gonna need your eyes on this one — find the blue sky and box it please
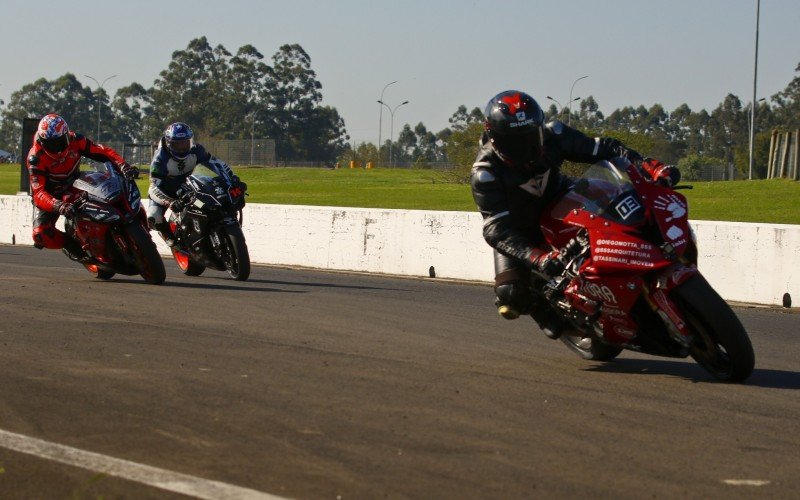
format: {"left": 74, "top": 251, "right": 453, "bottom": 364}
{"left": 1, "top": 0, "right": 797, "bottom": 144}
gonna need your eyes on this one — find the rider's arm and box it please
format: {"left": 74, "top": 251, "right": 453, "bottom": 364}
{"left": 197, "top": 145, "right": 235, "bottom": 179}
{"left": 548, "top": 121, "right": 642, "bottom": 163}
{"left": 72, "top": 134, "right": 126, "bottom": 168}
{"left": 147, "top": 149, "right": 175, "bottom": 206}
{"left": 471, "top": 165, "right": 539, "bottom": 264}
{"left": 27, "top": 153, "right": 59, "bottom": 212}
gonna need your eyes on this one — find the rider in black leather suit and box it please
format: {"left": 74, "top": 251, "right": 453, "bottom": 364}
{"left": 470, "top": 90, "right": 647, "bottom": 338}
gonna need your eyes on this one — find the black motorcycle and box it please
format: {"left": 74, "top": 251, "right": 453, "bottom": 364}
{"left": 165, "top": 160, "right": 251, "bottom": 281}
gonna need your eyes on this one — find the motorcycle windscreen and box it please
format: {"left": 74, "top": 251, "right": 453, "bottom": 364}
{"left": 73, "top": 171, "right": 122, "bottom": 202}
{"left": 550, "top": 179, "right": 646, "bottom": 227}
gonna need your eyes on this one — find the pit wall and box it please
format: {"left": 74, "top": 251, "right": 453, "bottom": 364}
{"left": 2, "top": 195, "right": 797, "bottom": 307}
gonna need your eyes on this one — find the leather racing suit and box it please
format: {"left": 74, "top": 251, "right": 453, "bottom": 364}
{"left": 470, "top": 120, "right": 642, "bottom": 314}
{"left": 146, "top": 138, "right": 233, "bottom": 226}
{"left": 27, "top": 133, "right": 126, "bottom": 250}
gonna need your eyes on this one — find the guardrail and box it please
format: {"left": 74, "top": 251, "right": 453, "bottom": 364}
{"left": 1, "top": 195, "right": 797, "bottom": 307}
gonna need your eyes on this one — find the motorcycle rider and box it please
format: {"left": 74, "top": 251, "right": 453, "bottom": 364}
{"left": 471, "top": 90, "right": 679, "bottom": 338}
{"left": 147, "top": 122, "right": 235, "bottom": 246}
{"left": 27, "top": 113, "right": 136, "bottom": 260}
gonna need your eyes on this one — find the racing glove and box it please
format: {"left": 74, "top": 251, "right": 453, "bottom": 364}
{"left": 55, "top": 201, "right": 76, "bottom": 218}
{"left": 530, "top": 249, "right": 565, "bottom": 278}
{"left": 641, "top": 158, "right": 681, "bottom": 187}
{"left": 120, "top": 162, "right": 139, "bottom": 180}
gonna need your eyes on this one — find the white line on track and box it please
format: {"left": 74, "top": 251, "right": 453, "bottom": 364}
{"left": 722, "top": 479, "right": 771, "bottom": 486}
{"left": 0, "top": 429, "right": 289, "bottom": 499}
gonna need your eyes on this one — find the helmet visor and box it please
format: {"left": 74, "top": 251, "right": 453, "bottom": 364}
{"left": 40, "top": 134, "right": 70, "bottom": 154}
{"left": 167, "top": 138, "right": 192, "bottom": 158}
{"left": 491, "top": 130, "right": 541, "bottom": 165}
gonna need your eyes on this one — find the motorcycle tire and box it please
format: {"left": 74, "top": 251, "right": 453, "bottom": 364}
{"left": 171, "top": 248, "right": 205, "bottom": 276}
{"left": 84, "top": 263, "right": 115, "bottom": 280}
{"left": 222, "top": 225, "right": 250, "bottom": 281}
{"left": 670, "top": 274, "right": 754, "bottom": 382}
{"left": 559, "top": 333, "right": 623, "bottom": 361}
{"left": 126, "top": 223, "right": 166, "bottom": 285}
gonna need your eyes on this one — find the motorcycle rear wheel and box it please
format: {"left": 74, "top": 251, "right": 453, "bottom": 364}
{"left": 222, "top": 225, "right": 250, "bottom": 281}
{"left": 560, "top": 333, "right": 623, "bottom": 361}
{"left": 670, "top": 274, "right": 754, "bottom": 382}
{"left": 171, "top": 248, "right": 205, "bottom": 276}
{"left": 126, "top": 224, "right": 166, "bottom": 285}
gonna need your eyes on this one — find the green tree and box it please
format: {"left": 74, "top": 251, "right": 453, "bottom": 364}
{"left": 0, "top": 73, "right": 95, "bottom": 151}
{"left": 444, "top": 121, "right": 483, "bottom": 182}
{"left": 771, "top": 62, "right": 800, "bottom": 130}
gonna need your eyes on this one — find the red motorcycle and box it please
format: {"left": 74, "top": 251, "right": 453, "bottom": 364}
{"left": 62, "top": 162, "right": 166, "bottom": 285}
{"left": 535, "top": 158, "right": 754, "bottom": 382}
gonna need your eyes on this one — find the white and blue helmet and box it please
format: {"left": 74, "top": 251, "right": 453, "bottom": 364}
{"left": 164, "top": 122, "right": 194, "bottom": 160}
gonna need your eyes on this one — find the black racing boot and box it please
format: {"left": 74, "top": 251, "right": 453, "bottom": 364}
{"left": 153, "top": 221, "right": 176, "bottom": 247}
{"left": 530, "top": 300, "right": 563, "bottom": 340}
{"left": 62, "top": 237, "right": 88, "bottom": 262}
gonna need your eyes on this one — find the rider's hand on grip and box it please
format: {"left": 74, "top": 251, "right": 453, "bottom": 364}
{"left": 120, "top": 162, "right": 138, "bottom": 180}
{"left": 56, "top": 201, "right": 76, "bottom": 218}
{"left": 642, "top": 158, "right": 680, "bottom": 187}
{"left": 531, "top": 250, "right": 565, "bottom": 278}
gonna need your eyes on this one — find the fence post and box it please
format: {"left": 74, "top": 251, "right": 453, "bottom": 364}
{"left": 767, "top": 131, "right": 776, "bottom": 179}
{"left": 794, "top": 129, "right": 800, "bottom": 181}
{"left": 779, "top": 131, "right": 789, "bottom": 178}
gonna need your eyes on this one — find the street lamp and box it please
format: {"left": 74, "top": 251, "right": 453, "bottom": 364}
{"left": 377, "top": 99, "right": 409, "bottom": 168}
{"left": 84, "top": 74, "right": 117, "bottom": 142}
{"left": 748, "top": 0, "right": 761, "bottom": 180}
{"left": 546, "top": 95, "right": 579, "bottom": 121}
{"left": 567, "top": 75, "right": 588, "bottom": 126}
{"left": 378, "top": 80, "right": 397, "bottom": 164}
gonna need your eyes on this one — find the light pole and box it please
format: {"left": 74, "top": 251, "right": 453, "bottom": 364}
{"left": 84, "top": 74, "right": 116, "bottom": 142}
{"left": 377, "top": 99, "right": 409, "bottom": 168}
{"left": 546, "top": 95, "right": 579, "bottom": 121}
{"left": 567, "top": 75, "right": 588, "bottom": 126}
{"left": 748, "top": 0, "right": 760, "bottom": 180}
{"left": 378, "top": 80, "right": 397, "bottom": 164}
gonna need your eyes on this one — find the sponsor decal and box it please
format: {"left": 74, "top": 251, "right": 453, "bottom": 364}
{"left": 666, "top": 225, "right": 684, "bottom": 240}
{"left": 509, "top": 118, "right": 535, "bottom": 128}
{"left": 518, "top": 170, "right": 551, "bottom": 196}
{"left": 516, "top": 111, "right": 526, "bottom": 121}
{"left": 653, "top": 194, "right": 687, "bottom": 222}
{"left": 580, "top": 281, "right": 618, "bottom": 304}
{"left": 615, "top": 195, "right": 641, "bottom": 220}
{"left": 613, "top": 325, "right": 637, "bottom": 339}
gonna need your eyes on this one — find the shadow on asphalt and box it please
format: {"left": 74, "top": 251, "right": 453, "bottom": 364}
{"left": 585, "top": 358, "right": 800, "bottom": 388}
{"left": 93, "top": 278, "right": 306, "bottom": 294}
{"left": 241, "top": 277, "right": 411, "bottom": 292}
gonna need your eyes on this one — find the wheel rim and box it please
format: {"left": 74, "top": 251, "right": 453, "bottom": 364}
{"left": 563, "top": 334, "right": 594, "bottom": 352}
{"left": 172, "top": 248, "right": 191, "bottom": 271}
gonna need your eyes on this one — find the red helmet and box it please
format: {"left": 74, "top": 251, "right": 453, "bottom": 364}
{"left": 484, "top": 90, "right": 545, "bottom": 166}
{"left": 36, "top": 114, "right": 71, "bottom": 159}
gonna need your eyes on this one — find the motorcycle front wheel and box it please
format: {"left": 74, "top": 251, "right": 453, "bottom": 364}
{"left": 126, "top": 224, "right": 166, "bottom": 285}
{"left": 670, "top": 274, "right": 754, "bottom": 382}
{"left": 222, "top": 225, "right": 250, "bottom": 281}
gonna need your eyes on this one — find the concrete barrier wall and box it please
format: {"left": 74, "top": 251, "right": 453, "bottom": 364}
{"left": 2, "top": 194, "right": 797, "bottom": 307}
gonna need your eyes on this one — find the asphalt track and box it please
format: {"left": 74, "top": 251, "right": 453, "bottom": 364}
{"left": 0, "top": 244, "right": 798, "bottom": 499}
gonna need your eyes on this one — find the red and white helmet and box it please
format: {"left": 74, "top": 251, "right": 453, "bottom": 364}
{"left": 36, "top": 114, "right": 70, "bottom": 158}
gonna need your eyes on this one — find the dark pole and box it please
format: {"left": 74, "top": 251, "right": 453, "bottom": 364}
{"left": 748, "top": 0, "right": 760, "bottom": 180}
{"left": 19, "top": 118, "right": 39, "bottom": 194}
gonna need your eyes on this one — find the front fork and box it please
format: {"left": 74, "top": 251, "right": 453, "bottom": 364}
{"left": 643, "top": 263, "right": 699, "bottom": 347}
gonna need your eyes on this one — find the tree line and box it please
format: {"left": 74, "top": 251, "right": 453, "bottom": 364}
{"left": 0, "top": 37, "right": 348, "bottom": 162}
{"left": 0, "top": 35, "right": 797, "bottom": 180}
